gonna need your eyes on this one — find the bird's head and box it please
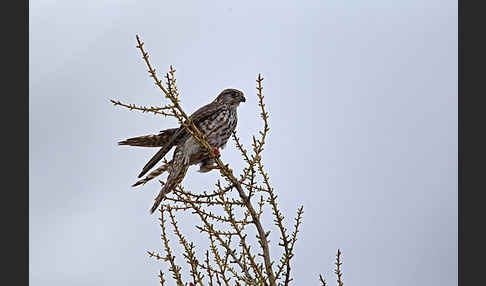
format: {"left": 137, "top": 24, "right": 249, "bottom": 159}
{"left": 214, "top": 88, "right": 246, "bottom": 106}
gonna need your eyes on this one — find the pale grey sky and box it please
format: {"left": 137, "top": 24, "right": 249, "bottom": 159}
{"left": 30, "top": 1, "right": 457, "bottom": 285}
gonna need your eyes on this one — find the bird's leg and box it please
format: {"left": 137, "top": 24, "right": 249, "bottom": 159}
{"left": 200, "top": 163, "right": 232, "bottom": 173}
{"left": 198, "top": 157, "right": 220, "bottom": 173}
{"left": 201, "top": 164, "right": 220, "bottom": 172}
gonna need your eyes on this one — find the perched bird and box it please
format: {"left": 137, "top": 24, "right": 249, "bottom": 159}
{"left": 119, "top": 88, "right": 246, "bottom": 214}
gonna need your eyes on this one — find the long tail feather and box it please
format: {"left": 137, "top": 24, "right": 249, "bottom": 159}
{"left": 138, "top": 128, "right": 185, "bottom": 178}
{"left": 118, "top": 128, "right": 178, "bottom": 147}
{"left": 132, "top": 162, "right": 171, "bottom": 187}
{"left": 118, "top": 135, "right": 164, "bottom": 147}
{"left": 138, "top": 145, "right": 173, "bottom": 178}
{"left": 150, "top": 192, "right": 167, "bottom": 214}
{"left": 149, "top": 155, "right": 189, "bottom": 214}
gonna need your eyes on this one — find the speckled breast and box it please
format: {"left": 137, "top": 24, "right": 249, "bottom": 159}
{"left": 198, "top": 106, "right": 238, "bottom": 148}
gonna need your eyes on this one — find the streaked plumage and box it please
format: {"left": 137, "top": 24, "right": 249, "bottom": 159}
{"left": 119, "top": 88, "right": 245, "bottom": 214}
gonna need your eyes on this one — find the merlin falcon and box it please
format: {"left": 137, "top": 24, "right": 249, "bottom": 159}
{"left": 119, "top": 88, "right": 246, "bottom": 214}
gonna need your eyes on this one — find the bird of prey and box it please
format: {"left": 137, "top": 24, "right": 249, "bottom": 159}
{"left": 119, "top": 88, "right": 246, "bottom": 214}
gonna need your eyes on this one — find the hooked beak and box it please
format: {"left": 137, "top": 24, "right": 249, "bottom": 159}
{"left": 240, "top": 93, "right": 246, "bottom": 102}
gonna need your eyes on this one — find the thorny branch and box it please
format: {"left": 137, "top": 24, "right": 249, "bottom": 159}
{"left": 113, "top": 34, "right": 344, "bottom": 286}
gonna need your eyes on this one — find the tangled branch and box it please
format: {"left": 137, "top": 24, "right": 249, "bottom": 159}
{"left": 113, "top": 34, "right": 345, "bottom": 286}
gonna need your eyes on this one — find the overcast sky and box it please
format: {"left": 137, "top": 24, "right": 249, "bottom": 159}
{"left": 30, "top": 1, "right": 457, "bottom": 285}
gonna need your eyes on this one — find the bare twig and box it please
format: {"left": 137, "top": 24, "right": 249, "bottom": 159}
{"left": 115, "top": 34, "right": 343, "bottom": 286}
{"left": 335, "top": 249, "right": 344, "bottom": 286}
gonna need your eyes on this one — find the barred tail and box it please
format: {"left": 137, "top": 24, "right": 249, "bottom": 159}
{"left": 138, "top": 145, "right": 173, "bottom": 178}
{"left": 150, "top": 192, "right": 166, "bottom": 214}
{"left": 118, "top": 128, "right": 178, "bottom": 147}
{"left": 150, "top": 184, "right": 173, "bottom": 214}
{"left": 132, "top": 162, "right": 171, "bottom": 187}
{"left": 138, "top": 128, "right": 185, "bottom": 178}
{"left": 149, "top": 162, "right": 189, "bottom": 215}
